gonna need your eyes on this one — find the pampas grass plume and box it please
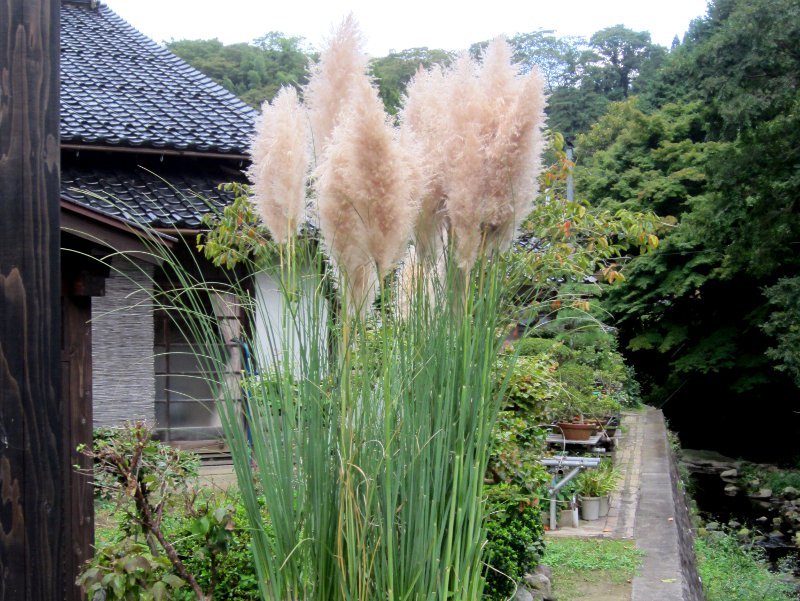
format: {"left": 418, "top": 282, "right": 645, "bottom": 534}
{"left": 248, "top": 86, "right": 308, "bottom": 244}
{"left": 304, "top": 14, "right": 369, "bottom": 158}
{"left": 317, "top": 73, "right": 422, "bottom": 313}
{"left": 407, "top": 38, "right": 546, "bottom": 271}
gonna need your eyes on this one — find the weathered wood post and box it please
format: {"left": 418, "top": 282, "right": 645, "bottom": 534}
{"left": 0, "top": 0, "right": 68, "bottom": 599}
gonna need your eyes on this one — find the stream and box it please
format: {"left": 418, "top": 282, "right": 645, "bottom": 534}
{"left": 690, "top": 471, "right": 800, "bottom": 573}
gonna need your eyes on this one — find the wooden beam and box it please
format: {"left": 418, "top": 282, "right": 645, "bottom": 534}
{"left": 0, "top": 1, "right": 78, "bottom": 600}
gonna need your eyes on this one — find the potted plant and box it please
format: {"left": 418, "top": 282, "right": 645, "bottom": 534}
{"left": 575, "top": 467, "right": 608, "bottom": 521}
{"left": 551, "top": 364, "right": 601, "bottom": 440}
{"left": 576, "top": 462, "right": 620, "bottom": 519}
{"left": 596, "top": 464, "right": 620, "bottom": 517}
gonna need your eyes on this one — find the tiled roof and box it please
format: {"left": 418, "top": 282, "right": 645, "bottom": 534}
{"left": 61, "top": 155, "right": 243, "bottom": 228}
{"left": 60, "top": 2, "right": 257, "bottom": 154}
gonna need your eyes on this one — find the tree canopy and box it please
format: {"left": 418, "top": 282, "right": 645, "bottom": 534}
{"left": 576, "top": 0, "right": 800, "bottom": 457}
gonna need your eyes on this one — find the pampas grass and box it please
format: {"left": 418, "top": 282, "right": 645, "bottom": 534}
{"left": 304, "top": 14, "right": 369, "bottom": 157}
{"left": 91, "top": 21, "right": 549, "bottom": 601}
{"left": 316, "top": 72, "right": 423, "bottom": 313}
{"left": 400, "top": 66, "right": 449, "bottom": 261}
{"left": 248, "top": 86, "right": 309, "bottom": 243}
{"left": 403, "top": 37, "right": 546, "bottom": 271}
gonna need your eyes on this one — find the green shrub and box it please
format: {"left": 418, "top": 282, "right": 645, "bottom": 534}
{"left": 173, "top": 498, "right": 260, "bottom": 600}
{"left": 499, "top": 354, "right": 554, "bottom": 415}
{"left": 483, "top": 485, "right": 546, "bottom": 601}
{"left": 89, "top": 426, "right": 199, "bottom": 500}
{"left": 487, "top": 411, "right": 550, "bottom": 491}
{"left": 696, "top": 531, "right": 795, "bottom": 601}
{"left": 515, "top": 337, "right": 574, "bottom": 363}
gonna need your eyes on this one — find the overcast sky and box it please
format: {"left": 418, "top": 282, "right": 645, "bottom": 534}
{"left": 104, "top": 0, "right": 710, "bottom": 56}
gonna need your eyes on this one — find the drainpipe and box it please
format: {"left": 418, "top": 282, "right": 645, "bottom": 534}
{"left": 566, "top": 138, "right": 575, "bottom": 202}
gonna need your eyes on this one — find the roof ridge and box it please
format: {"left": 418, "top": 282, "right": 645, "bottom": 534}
{"left": 97, "top": 5, "right": 256, "bottom": 116}
{"left": 60, "top": 3, "right": 256, "bottom": 154}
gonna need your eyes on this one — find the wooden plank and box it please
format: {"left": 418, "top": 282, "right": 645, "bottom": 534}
{"left": 61, "top": 293, "right": 94, "bottom": 599}
{"left": 0, "top": 1, "right": 65, "bottom": 599}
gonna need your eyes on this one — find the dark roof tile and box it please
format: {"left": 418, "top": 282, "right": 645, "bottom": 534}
{"left": 61, "top": 158, "right": 243, "bottom": 229}
{"left": 61, "top": 2, "right": 256, "bottom": 155}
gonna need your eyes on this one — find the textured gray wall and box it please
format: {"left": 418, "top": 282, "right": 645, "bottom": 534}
{"left": 92, "top": 257, "right": 155, "bottom": 428}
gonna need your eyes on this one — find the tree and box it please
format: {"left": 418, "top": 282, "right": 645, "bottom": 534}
{"left": 578, "top": 0, "right": 800, "bottom": 457}
{"left": 369, "top": 47, "right": 454, "bottom": 115}
{"left": 582, "top": 25, "right": 667, "bottom": 101}
{"left": 168, "top": 33, "right": 311, "bottom": 108}
{"left": 507, "top": 31, "right": 583, "bottom": 91}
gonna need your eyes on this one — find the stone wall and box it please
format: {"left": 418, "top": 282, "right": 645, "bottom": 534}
{"left": 91, "top": 256, "right": 155, "bottom": 427}
{"left": 667, "top": 436, "right": 705, "bottom": 600}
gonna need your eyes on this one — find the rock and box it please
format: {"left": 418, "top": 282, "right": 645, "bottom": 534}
{"left": 680, "top": 449, "right": 740, "bottom": 474}
{"left": 720, "top": 468, "right": 738, "bottom": 480}
{"left": 534, "top": 565, "right": 552, "bottom": 580}
{"left": 697, "top": 527, "right": 708, "bottom": 537}
{"left": 724, "top": 484, "right": 740, "bottom": 495}
{"left": 756, "top": 501, "right": 772, "bottom": 510}
{"left": 769, "top": 530, "right": 785, "bottom": 539}
{"left": 523, "top": 572, "right": 554, "bottom": 600}
{"left": 514, "top": 587, "right": 535, "bottom": 601}
{"left": 727, "top": 520, "right": 741, "bottom": 529}
{"left": 705, "top": 521, "right": 720, "bottom": 531}
{"left": 754, "top": 535, "right": 767, "bottom": 543}
{"left": 782, "top": 486, "right": 799, "bottom": 500}
{"left": 737, "top": 527, "right": 751, "bottom": 538}
{"left": 773, "top": 517, "right": 784, "bottom": 526}
{"left": 755, "top": 516, "right": 769, "bottom": 523}
{"left": 749, "top": 488, "right": 773, "bottom": 499}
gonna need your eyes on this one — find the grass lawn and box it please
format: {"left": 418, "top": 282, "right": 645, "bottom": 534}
{"left": 542, "top": 537, "right": 642, "bottom": 601}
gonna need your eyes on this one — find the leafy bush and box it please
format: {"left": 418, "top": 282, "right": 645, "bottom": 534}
{"left": 487, "top": 411, "right": 550, "bottom": 491}
{"left": 499, "top": 354, "right": 554, "bottom": 415}
{"left": 89, "top": 426, "right": 199, "bottom": 501}
{"left": 172, "top": 499, "right": 261, "bottom": 600}
{"left": 80, "top": 423, "right": 246, "bottom": 600}
{"left": 696, "top": 531, "right": 795, "bottom": 601}
{"left": 483, "top": 485, "right": 546, "bottom": 601}
{"left": 515, "top": 337, "right": 574, "bottom": 363}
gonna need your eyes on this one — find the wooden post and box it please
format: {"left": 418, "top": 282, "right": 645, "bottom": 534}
{"left": 0, "top": 1, "right": 66, "bottom": 599}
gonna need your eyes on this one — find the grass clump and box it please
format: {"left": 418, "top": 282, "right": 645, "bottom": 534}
{"left": 542, "top": 538, "right": 642, "bottom": 600}
{"left": 696, "top": 532, "right": 795, "bottom": 601}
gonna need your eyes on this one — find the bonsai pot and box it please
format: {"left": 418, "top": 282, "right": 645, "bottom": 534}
{"left": 557, "top": 422, "right": 596, "bottom": 441}
{"left": 580, "top": 496, "right": 601, "bottom": 521}
{"left": 598, "top": 495, "right": 610, "bottom": 517}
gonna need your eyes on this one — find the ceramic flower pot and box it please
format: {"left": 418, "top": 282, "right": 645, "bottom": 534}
{"left": 557, "top": 422, "right": 597, "bottom": 441}
{"left": 580, "top": 496, "right": 601, "bottom": 521}
{"left": 598, "top": 494, "right": 610, "bottom": 517}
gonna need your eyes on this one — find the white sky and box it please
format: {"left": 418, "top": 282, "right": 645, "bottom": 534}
{"left": 104, "top": 0, "right": 709, "bottom": 56}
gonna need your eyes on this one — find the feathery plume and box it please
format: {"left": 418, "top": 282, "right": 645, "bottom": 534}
{"left": 304, "top": 14, "right": 369, "bottom": 159}
{"left": 432, "top": 37, "right": 546, "bottom": 270}
{"left": 248, "top": 86, "right": 308, "bottom": 244}
{"left": 401, "top": 65, "right": 448, "bottom": 261}
{"left": 317, "top": 73, "right": 423, "bottom": 313}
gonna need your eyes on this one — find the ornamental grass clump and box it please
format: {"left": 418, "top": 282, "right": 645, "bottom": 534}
{"left": 316, "top": 71, "right": 423, "bottom": 312}
{"left": 403, "top": 37, "right": 546, "bottom": 271}
{"left": 248, "top": 86, "right": 308, "bottom": 243}
{"left": 129, "top": 19, "right": 546, "bottom": 601}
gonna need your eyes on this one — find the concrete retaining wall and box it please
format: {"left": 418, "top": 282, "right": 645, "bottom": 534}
{"left": 667, "top": 432, "right": 705, "bottom": 600}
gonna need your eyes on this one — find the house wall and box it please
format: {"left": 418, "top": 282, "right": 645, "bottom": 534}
{"left": 91, "top": 256, "right": 155, "bottom": 427}
{"left": 253, "top": 270, "right": 328, "bottom": 370}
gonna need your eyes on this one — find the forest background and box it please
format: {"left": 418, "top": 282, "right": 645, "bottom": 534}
{"left": 168, "top": 0, "right": 800, "bottom": 461}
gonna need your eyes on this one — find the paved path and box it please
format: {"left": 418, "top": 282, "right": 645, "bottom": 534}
{"left": 546, "top": 408, "right": 692, "bottom": 600}
{"left": 630, "top": 409, "right": 685, "bottom": 601}
{"left": 546, "top": 410, "right": 642, "bottom": 540}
